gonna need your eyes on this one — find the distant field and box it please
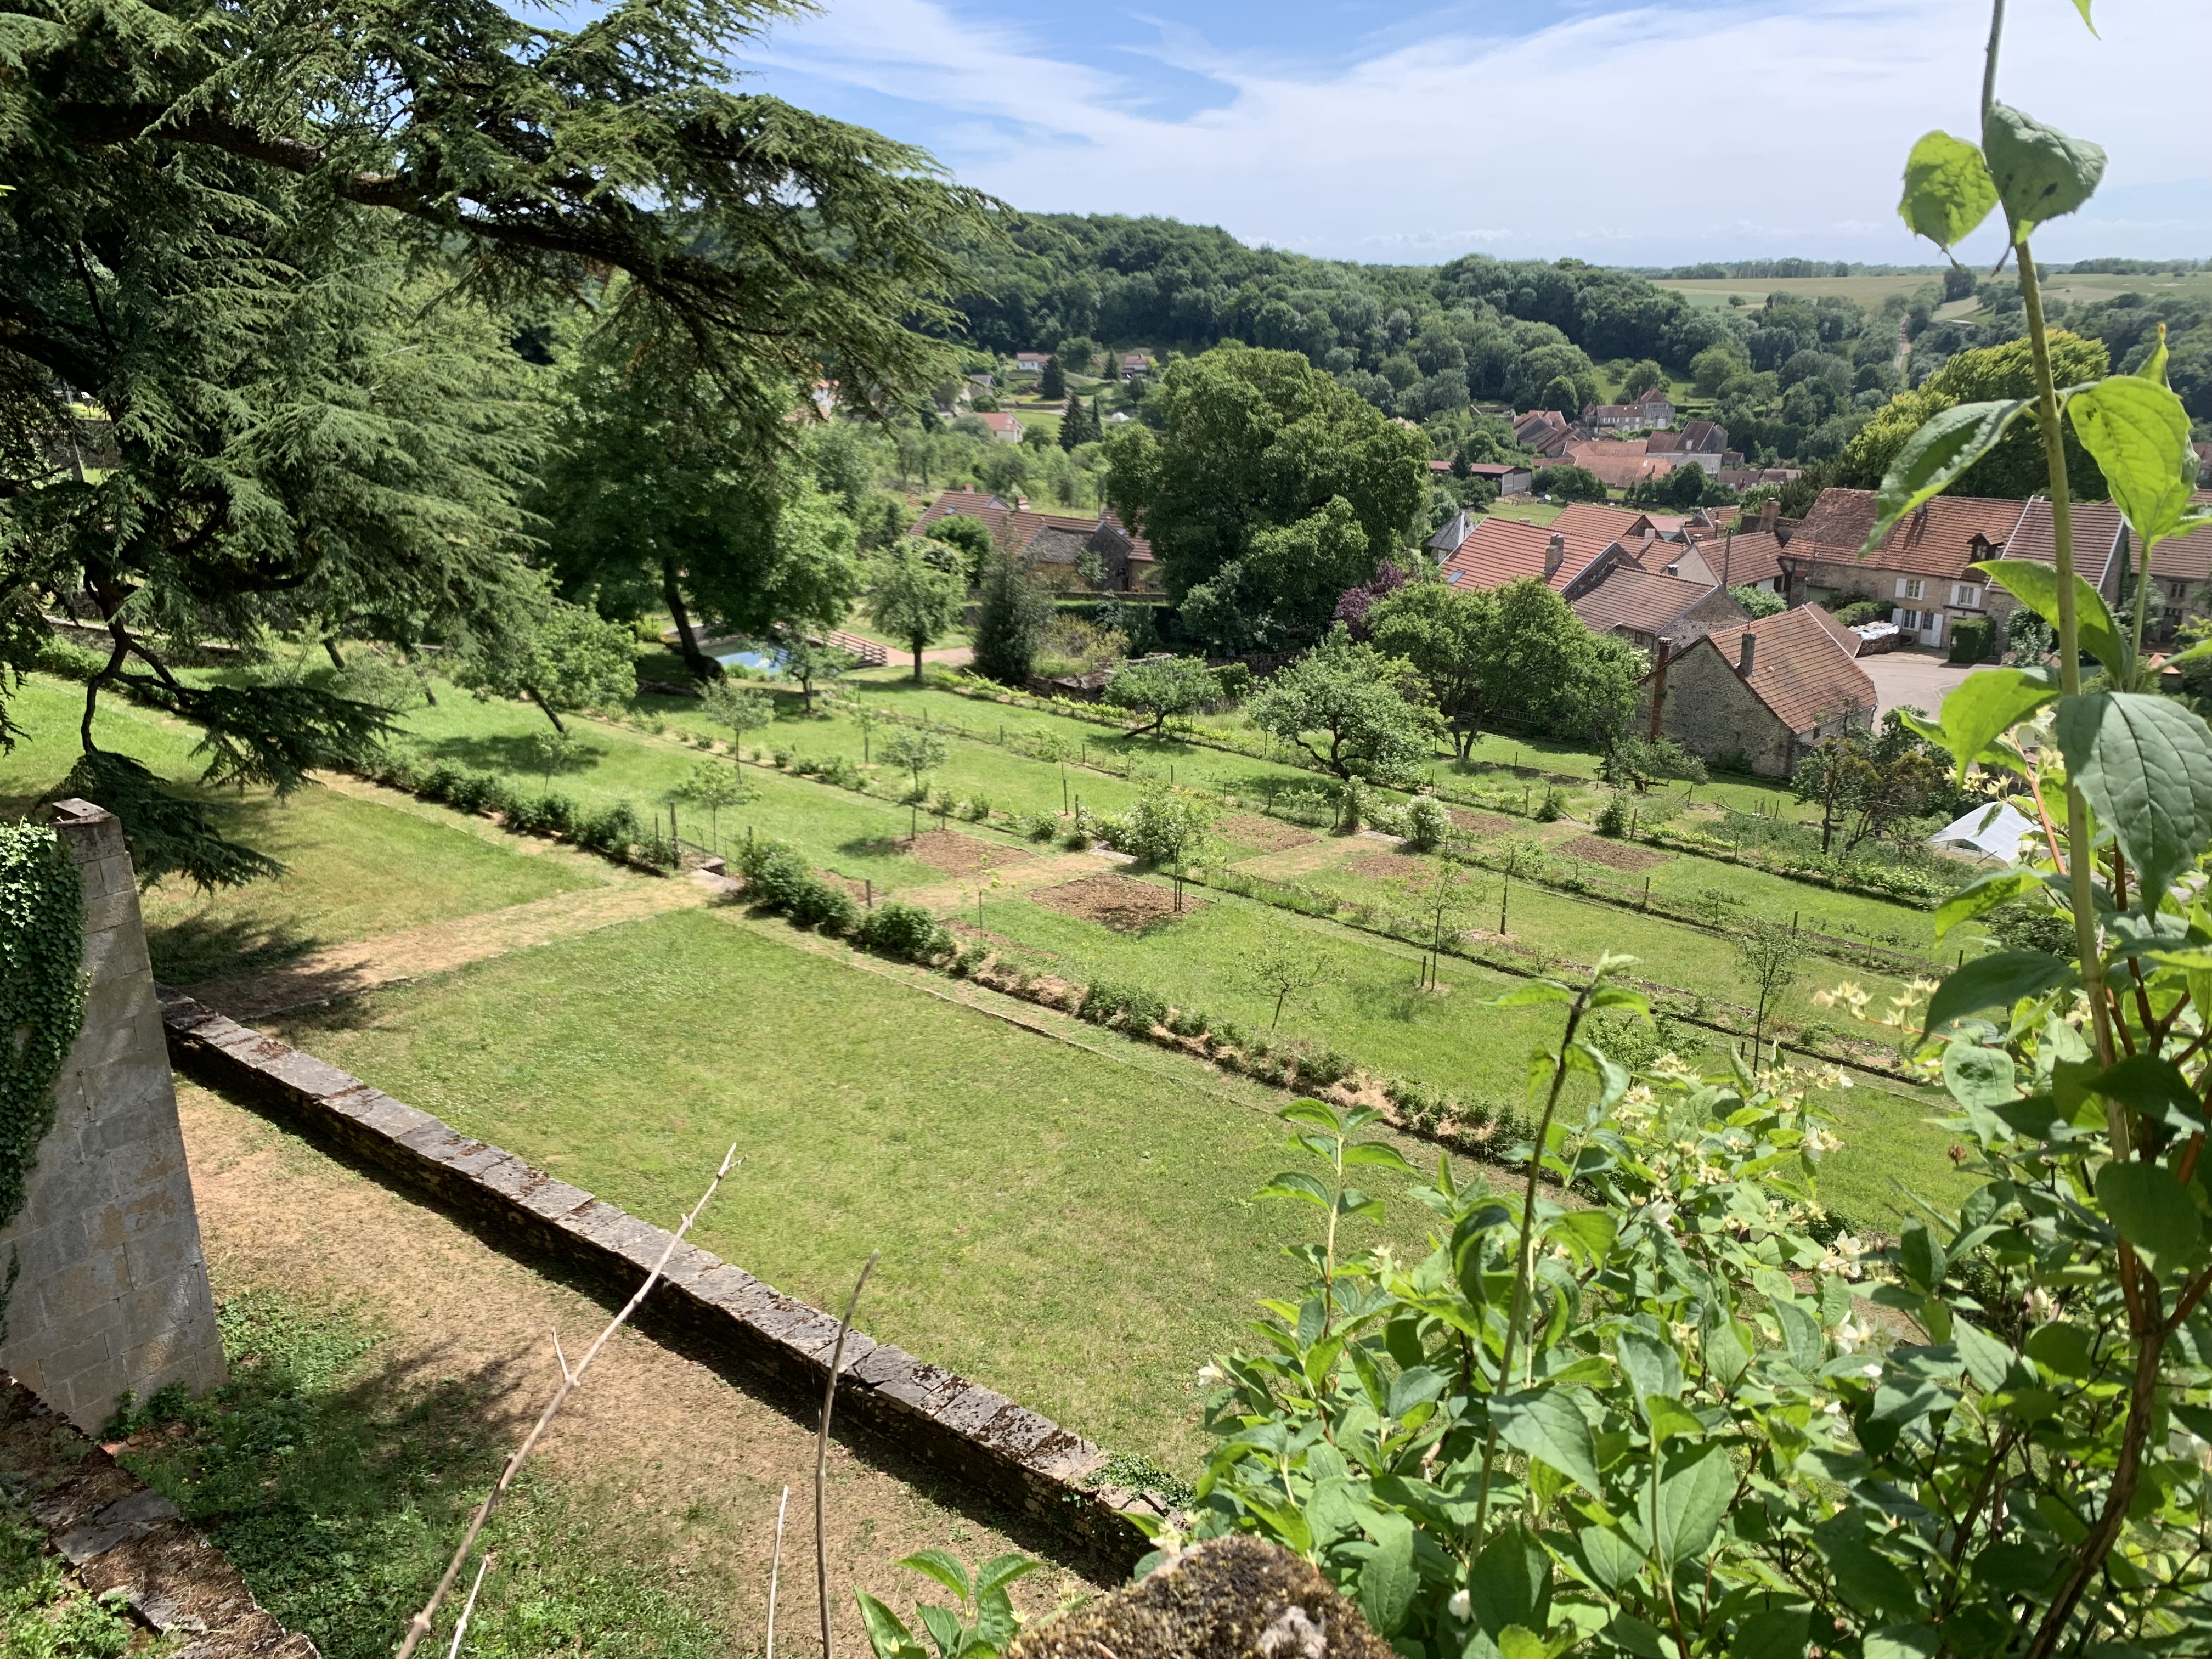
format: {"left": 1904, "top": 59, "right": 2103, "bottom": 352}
{"left": 1654, "top": 274, "right": 1942, "bottom": 311}
{"left": 1657, "top": 269, "right": 2211, "bottom": 314}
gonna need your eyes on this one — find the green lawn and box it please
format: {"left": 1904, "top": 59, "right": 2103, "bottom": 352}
{"left": 1, "top": 676, "right": 596, "bottom": 982}
{"left": 268, "top": 908, "right": 1442, "bottom": 1471}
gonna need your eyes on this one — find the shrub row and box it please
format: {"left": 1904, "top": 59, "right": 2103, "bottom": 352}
{"left": 731, "top": 838, "right": 955, "bottom": 964}
{"left": 367, "top": 750, "right": 669, "bottom": 866}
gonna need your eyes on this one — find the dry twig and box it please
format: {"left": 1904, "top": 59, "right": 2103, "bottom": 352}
{"left": 766, "top": 1483, "right": 791, "bottom": 1659}
{"left": 445, "top": 1555, "right": 492, "bottom": 1659}
{"left": 395, "top": 1146, "right": 741, "bottom": 1658}
{"left": 816, "top": 1251, "right": 879, "bottom": 1659}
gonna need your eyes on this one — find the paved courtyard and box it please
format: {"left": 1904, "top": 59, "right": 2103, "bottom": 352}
{"left": 1858, "top": 648, "right": 1972, "bottom": 718}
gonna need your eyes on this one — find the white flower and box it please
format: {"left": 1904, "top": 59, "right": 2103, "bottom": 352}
{"left": 1832, "top": 1316, "right": 1873, "bottom": 1353}
{"left": 1448, "top": 1590, "right": 1472, "bottom": 1621}
{"left": 1818, "top": 1233, "right": 1866, "bottom": 1279}
{"left": 1804, "top": 1126, "right": 1841, "bottom": 1155}
{"left": 2029, "top": 1288, "right": 2058, "bottom": 1324}
{"left": 1196, "top": 1362, "right": 1224, "bottom": 1384}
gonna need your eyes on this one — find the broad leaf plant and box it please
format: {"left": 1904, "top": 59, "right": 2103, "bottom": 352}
{"left": 1177, "top": 5, "right": 2212, "bottom": 1657}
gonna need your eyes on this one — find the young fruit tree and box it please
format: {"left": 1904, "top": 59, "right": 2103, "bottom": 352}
{"left": 1246, "top": 629, "right": 1444, "bottom": 786}
{"left": 867, "top": 548, "right": 965, "bottom": 682}
{"left": 1101, "top": 657, "right": 1219, "bottom": 737}
{"left": 449, "top": 591, "right": 637, "bottom": 735}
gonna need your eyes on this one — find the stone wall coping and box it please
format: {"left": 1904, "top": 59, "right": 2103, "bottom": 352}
{"left": 0, "top": 1372, "right": 318, "bottom": 1656}
{"left": 156, "top": 989, "right": 1148, "bottom": 1568}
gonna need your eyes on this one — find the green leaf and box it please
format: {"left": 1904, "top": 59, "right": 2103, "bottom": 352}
{"left": 1953, "top": 1318, "right": 2017, "bottom": 1393}
{"left": 2064, "top": 0, "right": 2097, "bottom": 34}
{"left": 1897, "top": 131, "right": 1997, "bottom": 251}
{"left": 899, "top": 1551, "right": 973, "bottom": 1603}
{"left": 1773, "top": 1299, "right": 1824, "bottom": 1374}
{"left": 1900, "top": 1223, "right": 1948, "bottom": 1294}
{"left": 2087, "top": 1054, "right": 2206, "bottom": 1133}
{"left": 2056, "top": 692, "right": 2212, "bottom": 909}
{"left": 1936, "top": 867, "right": 2044, "bottom": 941}
{"left": 1973, "top": 558, "right": 2126, "bottom": 679}
{"left": 1983, "top": 103, "right": 2106, "bottom": 238}
{"left": 1497, "top": 1628, "right": 1557, "bottom": 1659}
{"left": 1606, "top": 1615, "right": 1673, "bottom": 1659}
{"left": 1257, "top": 1171, "right": 1334, "bottom": 1209}
{"left": 1493, "top": 981, "right": 1575, "bottom": 1007}
{"left": 1811, "top": 1512, "right": 1919, "bottom": 1620}
{"left": 1493, "top": 1388, "right": 1605, "bottom": 1497}
{"left": 1468, "top": 1527, "right": 1552, "bottom": 1640}
{"left": 2096, "top": 1160, "right": 2203, "bottom": 1266}
{"left": 1922, "top": 950, "right": 2075, "bottom": 1039}
{"left": 2069, "top": 375, "right": 2199, "bottom": 550}
{"left": 1731, "top": 1607, "right": 1812, "bottom": 1659}
{"left": 2025, "top": 1320, "right": 2095, "bottom": 1380}
{"left": 1861, "top": 401, "right": 2030, "bottom": 553}
{"left": 1943, "top": 1040, "right": 2018, "bottom": 1110}
{"left": 1575, "top": 1526, "right": 1642, "bottom": 1595}
{"left": 1933, "top": 669, "right": 2060, "bottom": 784}
{"left": 1341, "top": 1142, "right": 1417, "bottom": 1172}
{"left": 972, "top": 1555, "right": 1038, "bottom": 1601}
{"left": 1645, "top": 1395, "right": 1702, "bottom": 1447}
{"left": 856, "top": 1592, "right": 927, "bottom": 1659}
{"left": 1644, "top": 1441, "right": 1734, "bottom": 1564}
{"left": 1615, "top": 1328, "right": 1684, "bottom": 1402}
{"left": 1863, "top": 1626, "right": 1942, "bottom": 1659}
{"left": 917, "top": 1604, "right": 964, "bottom": 1659}
{"left": 1358, "top": 1515, "right": 1417, "bottom": 1637}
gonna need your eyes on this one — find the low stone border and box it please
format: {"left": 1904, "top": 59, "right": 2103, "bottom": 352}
{"left": 155, "top": 989, "right": 1170, "bottom": 1571}
{"left": 0, "top": 1373, "right": 318, "bottom": 1656}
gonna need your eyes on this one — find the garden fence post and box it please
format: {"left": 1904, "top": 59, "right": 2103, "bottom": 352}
{"left": 866, "top": 879, "right": 873, "bottom": 910}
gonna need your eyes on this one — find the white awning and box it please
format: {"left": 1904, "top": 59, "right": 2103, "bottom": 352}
{"left": 1927, "top": 802, "right": 2038, "bottom": 861}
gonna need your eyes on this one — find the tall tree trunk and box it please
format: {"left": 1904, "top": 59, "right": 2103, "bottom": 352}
{"left": 526, "top": 687, "right": 567, "bottom": 735}
{"left": 662, "top": 556, "right": 719, "bottom": 682}
{"left": 912, "top": 644, "right": 923, "bottom": 682}
{"left": 323, "top": 636, "right": 346, "bottom": 670}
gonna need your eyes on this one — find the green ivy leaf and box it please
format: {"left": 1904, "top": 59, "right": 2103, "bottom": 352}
{"left": 1493, "top": 1388, "right": 1605, "bottom": 1497}
{"left": 1861, "top": 401, "right": 2031, "bottom": 554}
{"left": 1897, "top": 131, "right": 1998, "bottom": 251}
{"left": 2096, "top": 1160, "right": 2203, "bottom": 1267}
{"left": 1932, "top": 669, "right": 2060, "bottom": 783}
{"left": 1983, "top": 103, "right": 2106, "bottom": 239}
{"left": 1922, "top": 950, "right": 2076, "bottom": 1039}
{"left": 1973, "top": 559, "right": 2126, "bottom": 680}
{"left": 2055, "top": 692, "right": 2212, "bottom": 909}
{"left": 2068, "top": 374, "right": 2200, "bottom": 551}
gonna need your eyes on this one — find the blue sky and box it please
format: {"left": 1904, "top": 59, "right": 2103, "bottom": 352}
{"left": 723, "top": 0, "right": 2208, "bottom": 267}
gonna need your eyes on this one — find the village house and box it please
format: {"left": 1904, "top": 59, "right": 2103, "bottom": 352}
{"left": 1582, "top": 390, "right": 1676, "bottom": 431}
{"left": 975, "top": 410, "right": 1026, "bottom": 444}
{"left": 1781, "top": 488, "right": 2126, "bottom": 652}
{"left": 1436, "top": 517, "right": 1638, "bottom": 596}
{"left": 1431, "top": 460, "right": 1534, "bottom": 496}
{"left": 2136, "top": 489, "right": 2212, "bottom": 639}
{"left": 1513, "top": 410, "right": 1575, "bottom": 456}
{"left": 1119, "top": 352, "right": 1152, "bottom": 381}
{"left": 1013, "top": 352, "right": 1050, "bottom": 375}
{"left": 1542, "top": 439, "right": 1678, "bottom": 492}
{"left": 1638, "top": 606, "right": 1877, "bottom": 776}
{"left": 911, "top": 488, "right": 1157, "bottom": 591}
{"left": 1645, "top": 419, "right": 1730, "bottom": 475}
{"left": 1569, "top": 566, "right": 1748, "bottom": 655}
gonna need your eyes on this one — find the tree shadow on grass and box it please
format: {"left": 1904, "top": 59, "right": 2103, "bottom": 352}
{"left": 420, "top": 732, "right": 601, "bottom": 778}
{"left": 149, "top": 911, "right": 323, "bottom": 986}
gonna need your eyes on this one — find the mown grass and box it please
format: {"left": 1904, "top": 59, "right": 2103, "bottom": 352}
{"left": 268, "top": 907, "right": 1443, "bottom": 1470}
{"left": 0, "top": 677, "right": 595, "bottom": 981}
{"left": 120, "top": 1289, "right": 726, "bottom": 1659}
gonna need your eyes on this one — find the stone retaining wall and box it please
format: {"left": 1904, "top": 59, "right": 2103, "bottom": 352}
{"left": 155, "top": 990, "right": 1169, "bottom": 1572}
{"left": 0, "top": 1373, "right": 317, "bottom": 1656}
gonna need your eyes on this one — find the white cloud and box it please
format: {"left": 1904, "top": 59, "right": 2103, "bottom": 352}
{"left": 748, "top": 0, "right": 2209, "bottom": 263}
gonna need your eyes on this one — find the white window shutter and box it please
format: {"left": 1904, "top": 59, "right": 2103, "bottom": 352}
{"left": 1895, "top": 577, "right": 1908, "bottom": 597}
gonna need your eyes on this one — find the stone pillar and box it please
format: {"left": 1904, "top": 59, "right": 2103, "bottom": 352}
{"left": 0, "top": 800, "right": 225, "bottom": 1429}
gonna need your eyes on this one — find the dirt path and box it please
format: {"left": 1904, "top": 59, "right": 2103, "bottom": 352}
{"left": 1229, "top": 836, "right": 1361, "bottom": 880}
{"left": 177, "top": 1080, "right": 1107, "bottom": 1653}
{"left": 183, "top": 873, "right": 718, "bottom": 1018}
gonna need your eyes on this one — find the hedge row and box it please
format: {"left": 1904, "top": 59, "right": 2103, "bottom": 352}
{"left": 732, "top": 837, "right": 955, "bottom": 963}
{"left": 365, "top": 751, "right": 672, "bottom": 867}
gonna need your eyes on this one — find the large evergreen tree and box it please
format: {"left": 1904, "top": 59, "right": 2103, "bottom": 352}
{"left": 1, "top": 0, "right": 990, "bottom": 882}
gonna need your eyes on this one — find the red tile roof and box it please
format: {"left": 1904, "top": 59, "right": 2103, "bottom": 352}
{"left": 1551, "top": 503, "right": 1652, "bottom": 544}
{"left": 2003, "top": 498, "right": 2128, "bottom": 588}
{"left": 1801, "top": 602, "right": 1863, "bottom": 658}
{"left": 1724, "top": 607, "right": 1878, "bottom": 733}
{"left": 1790, "top": 487, "right": 2028, "bottom": 578}
{"left": 910, "top": 490, "right": 1155, "bottom": 565}
{"left": 1702, "top": 529, "right": 1787, "bottom": 589}
{"left": 1570, "top": 567, "right": 1731, "bottom": 639}
{"left": 2152, "top": 503, "right": 2212, "bottom": 584}
{"left": 1438, "top": 517, "right": 1624, "bottom": 592}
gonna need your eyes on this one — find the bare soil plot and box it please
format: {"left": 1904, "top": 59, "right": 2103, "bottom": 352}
{"left": 173, "top": 1080, "right": 1104, "bottom": 1649}
{"left": 1560, "top": 835, "right": 1672, "bottom": 872}
{"left": 1216, "top": 813, "right": 1315, "bottom": 853}
{"left": 1345, "top": 851, "right": 1439, "bottom": 883}
{"left": 1448, "top": 808, "right": 1516, "bottom": 836}
{"left": 903, "top": 829, "right": 1033, "bottom": 876}
{"left": 1031, "top": 872, "right": 1204, "bottom": 932}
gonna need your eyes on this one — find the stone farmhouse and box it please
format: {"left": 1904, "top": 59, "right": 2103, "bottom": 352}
{"left": 1013, "top": 351, "right": 1050, "bottom": 375}
{"left": 1645, "top": 419, "right": 1730, "bottom": 475}
{"left": 974, "top": 410, "right": 1026, "bottom": 444}
{"left": 1583, "top": 390, "right": 1676, "bottom": 430}
{"left": 1432, "top": 516, "right": 1638, "bottom": 595}
{"left": 1638, "top": 606, "right": 1878, "bottom": 776}
{"left": 2138, "top": 490, "right": 2212, "bottom": 640}
{"left": 912, "top": 488, "right": 1156, "bottom": 591}
{"left": 1570, "top": 566, "right": 1750, "bottom": 655}
{"left": 1514, "top": 410, "right": 1574, "bottom": 456}
{"left": 1781, "top": 488, "right": 2128, "bottom": 654}
{"left": 1119, "top": 352, "right": 1152, "bottom": 381}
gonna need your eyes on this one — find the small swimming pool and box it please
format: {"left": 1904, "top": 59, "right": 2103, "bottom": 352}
{"left": 714, "top": 646, "right": 785, "bottom": 673}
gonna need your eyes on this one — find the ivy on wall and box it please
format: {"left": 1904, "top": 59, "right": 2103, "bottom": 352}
{"left": 0, "top": 823, "right": 87, "bottom": 1229}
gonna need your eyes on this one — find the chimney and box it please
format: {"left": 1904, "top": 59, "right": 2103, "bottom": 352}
{"left": 1545, "top": 532, "right": 1565, "bottom": 578}
{"left": 1758, "top": 498, "right": 1779, "bottom": 533}
{"left": 1737, "top": 631, "right": 1757, "bottom": 676}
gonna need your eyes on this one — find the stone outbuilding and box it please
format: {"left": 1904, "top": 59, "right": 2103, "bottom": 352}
{"left": 1570, "top": 565, "right": 1748, "bottom": 655}
{"left": 1637, "top": 605, "right": 1877, "bottom": 776}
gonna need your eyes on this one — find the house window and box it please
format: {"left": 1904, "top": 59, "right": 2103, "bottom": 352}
{"left": 1897, "top": 578, "right": 1925, "bottom": 600}
{"left": 1950, "top": 583, "right": 1981, "bottom": 607}
{"left": 2164, "top": 607, "right": 2187, "bottom": 633}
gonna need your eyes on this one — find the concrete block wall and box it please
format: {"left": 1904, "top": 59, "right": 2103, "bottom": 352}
{"left": 0, "top": 800, "right": 226, "bottom": 1429}
{"left": 156, "top": 989, "right": 1172, "bottom": 1572}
